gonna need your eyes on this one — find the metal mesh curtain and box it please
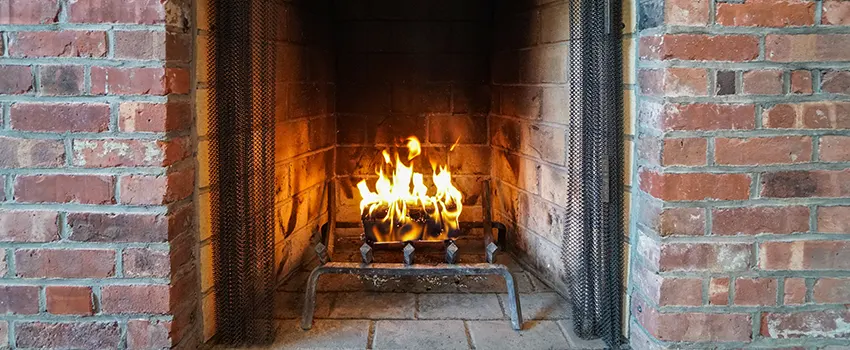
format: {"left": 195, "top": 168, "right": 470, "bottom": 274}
{"left": 563, "top": 0, "right": 625, "bottom": 347}
{"left": 207, "top": 0, "right": 278, "bottom": 345}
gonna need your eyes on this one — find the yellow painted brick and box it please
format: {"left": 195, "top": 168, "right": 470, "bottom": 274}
{"left": 198, "top": 139, "right": 210, "bottom": 188}
{"left": 622, "top": 191, "right": 631, "bottom": 237}
{"left": 621, "top": 287, "right": 630, "bottom": 337}
{"left": 622, "top": 38, "right": 636, "bottom": 85}
{"left": 623, "top": 89, "right": 635, "bottom": 135}
{"left": 199, "top": 191, "right": 211, "bottom": 241}
{"left": 196, "top": 0, "right": 210, "bottom": 31}
{"left": 623, "top": 139, "right": 633, "bottom": 186}
{"left": 196, "top": 88, "right": 209, "bottom": 137}
{"left": 196, "top": 35, "right": 210, "bottom": 84}
{"left": 201, "top": 243, "right": 213, "bottom": 292}
{"left": 623, "top": 0, "right": 636, "bottom": 34}
{"left": 202, "top": 292, "right": 216, "bottom": 342}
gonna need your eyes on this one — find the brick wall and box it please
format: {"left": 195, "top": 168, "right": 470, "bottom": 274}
{"left": 630, "top": 0, "right": 850, "bottom": 348}
{"left": 0, "top": 0, "right": 198, "bottom": 348}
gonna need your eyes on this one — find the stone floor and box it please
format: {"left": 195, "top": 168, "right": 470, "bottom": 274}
{"left": 221, "top": 238, "right": 607, "bottom": 349}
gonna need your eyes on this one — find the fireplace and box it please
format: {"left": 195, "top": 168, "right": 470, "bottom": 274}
{"left": 205, "top": 0, "right": 623, "bottom": 348}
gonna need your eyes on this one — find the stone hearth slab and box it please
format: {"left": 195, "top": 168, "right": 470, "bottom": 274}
{"left": 372, "top": 320, "right": 468, "bottom": 350}
{"left": 417, "top": 293, "right": 504, "bottom": 320}
{"left": 274, "top": 292, "right": 333, "bottom": 319}
{"left": 467, "top": 320, "right": 569, "bottom": 350}
{"left": 274, "top": 319, "right": 369, "bottom": 349}
{"left": 499, "top": 292, "right": 572, "bottom": 320}
{"left": 329, "top": 292, "right": 416, "bottom": 319}
{"left": 558, "top": 320, "right": 607, "bottom": 349}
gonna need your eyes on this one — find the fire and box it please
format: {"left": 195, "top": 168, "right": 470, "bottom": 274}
{"left": 357, "top": 136, "right": 463, "bottom": 243}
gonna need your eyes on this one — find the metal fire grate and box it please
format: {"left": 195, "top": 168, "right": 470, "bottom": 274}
{"left": 564, "top": 0, "right": 625, "bottom": 347}
{"left": 207, "top": 0, "right": 279, "bottom": 345}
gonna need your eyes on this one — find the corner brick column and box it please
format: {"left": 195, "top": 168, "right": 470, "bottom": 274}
{"left": 629, "top": 0, "right": 850, "bottom": 348}
{"left": 0, "top": 0, "right": 198, "bottom": 348}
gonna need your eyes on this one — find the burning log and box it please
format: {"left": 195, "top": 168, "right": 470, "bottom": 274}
{"left": 361, "top": 205, "right": 461, "bottom": 244}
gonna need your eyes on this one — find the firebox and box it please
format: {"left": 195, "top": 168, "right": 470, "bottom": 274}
{"left": 206, "top": 0, "right": 623, "bottom": 348}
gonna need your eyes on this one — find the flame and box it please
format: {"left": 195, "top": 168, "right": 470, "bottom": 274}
{"left": 357, "top": 136, "right": 463, "bottom": 242}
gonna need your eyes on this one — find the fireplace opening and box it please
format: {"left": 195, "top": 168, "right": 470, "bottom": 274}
{"left": 206, "top": 0, "right": 623, "bottom": 348}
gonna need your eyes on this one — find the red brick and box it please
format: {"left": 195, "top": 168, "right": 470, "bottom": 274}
{"left": 766, "top": 34, "right": 850, "bottom": 62}
{"left": 822, "top": 70, "right": 850, "bottom": 95}
{"left": 127, "top": 319, "right": 172, "bottom": 349}
{"left": 633, "top": 297, "right": 752, "bottom": 342}
{"left": 659, "top": 242, "right": 752, "bottom": 272}
{"left": 662, "top": 138, "right": 706, "bottom": 166}
{"left": 0, "top": 320, "right": 6, "bottom": 347}
{"left": 14, "top": 175, "right": 114, "bottom": 204}
{"left": 734, "top": 278, "right": 777, "bottom": 305}
{"left": 639, "top": 170, "right": 751, "bottom": 201}
{"left": 45, "top": 286, "right": 93, "bottom": 315}
{"left": 818, "top": 206, "right": 850, "bottom": 233}
{"left": 0, "top": 249, "right": 6, "bottom": 277}
{"left": 665, "top": 0, "right": 709, "bottom": 25}
{"left": 715, "top": 136, "right": 812, "bottom": 165}
{"left": 123, "top": 248, "right": 169, "bottom": 278}
{"left": 67, "top": 212, "right": 169, "bottom": 243}
{"left": 761, "top": 309, "right": 850, "bottom": 338}
{"left": 68, "top": 0, "right": 165, "bottom": 24}
{"left": 759, "top": 241, "right": 850, "bottom": 270}
{"left": 713, "top": 206, "right": 809, "bottom": 235}
{"left": 72, "top": 137, "right": 190, "bottom": 167}
{"left": 0, "top": 210, "right": 59, "bottom": 242}
{"left": 0, "top": 0, "right": 59, "bottom": 24}
{"left": 823, "top": 1, "right": 850, "bottom": 25}
{"left": 119, "top": 167, "right": 194, "bottom": 205}
{"left": 662, "top": 103, "right": 755, "bottom": 131}
{"left": 0, "top": 66, "right": 33, "bottom": 94}
{"left": 709, "top": 277, "right": 729, "bottom": 305}
{"left": 101, "top": 285, "right": 169, "bottom": 314}
{"left": 37, "top": 66, "right": 84, "bottom": 96}
{"left": 0, "top": 285, "right": 39, "bottom": 314}
{"left": 114, "top": 31, "right": 165, "bottom": 59}
{"left": 659, "top": 278, "right": 703, "bottom": 306}
{"left": 8, "top": 31, "right": 107, "bottom": 58}
{"left": 91, "top": 67, "right": 172, "bottom": 95}
{"left": 742, "top": 70, "right": 783, "bottom": 95}
{"left": 10, "top": 103, "right": 109, "bottom": 132}
{"left": 0, "top": 137, "right": 64, "bottom": 168}
{"left": 802, "top": 102, "right": 850, "bottom": 129}
{"left": 813, "top": 278, "right": 850, "bottom": 303}
{"left": 119, "top": 102, "right": 192, "bottom": 132}
{"left": 763, "top": 104, "right": 798, "bottom": 128}
{"left": 784, "top": 278, "right": 807, "bottom": 304}
{"left": 15, "top": 322, "right": 120, "bottom": 348}
{"left": 761, "top": 170, "right": 850, "bottom": 198}
{"left": 717, "top": 0, "right": 815, "bottom": 27}
{"left": 639, "top": 68, "right": 708, "bottom": 96}
{"left": 790, "top": 70, "right": 813, "bottom": 94}
{"left": 639, "top": 34, "right": 759, "bottom": 62}
{"left": 15, "top": 249, "right": 115, "bottom": 278}
{"left": 659, "top": 207, "right": 705, "bottom": 236}
{"left": 821, "top": 136, "right": 850, "bottom": 162}
{"left": 165, "top": 68, "right": 191, "bottom": 94}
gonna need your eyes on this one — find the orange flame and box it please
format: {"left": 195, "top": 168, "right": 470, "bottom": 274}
{"left": 357, "top": 136, "right": 463, "bottom": 242}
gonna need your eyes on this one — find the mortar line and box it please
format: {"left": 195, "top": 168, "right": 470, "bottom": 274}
{"left": 809, "top": 204, "right": 818, "bottom": 233}
{"left": 463, "top": 320, "right": 475, "bottom": 350}
{"left": 776, "top": 276, "right": 785, "bottom": 306}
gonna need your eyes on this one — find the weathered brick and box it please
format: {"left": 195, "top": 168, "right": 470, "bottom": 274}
{"left": 639, "top": 34, "right": 759, "bottom": 62}
{"left": 114, "top": 31, "right": 165, "bottom": 59}
{"left": 633, "top": 297, "right": 752, "bottom": 342}
{"left": 72, "top": 138, "right": 190, "bottom": 167}
{"left": 119, "top": 167, "right": 194, "bottom": 205}
{"left": 763, "top": 104, "right": 798, "bottom": 128}
{"left": 790, "top": 70, "right": 813, "bottom": 94}
{"left": 127, "top": 319, "right": 172, "bottom": 349}
{"left": 68, "top": 0, "right": 165, "bottom": 24}
{"left": 0, "top": 249, "right": 6, "bottom": 277}
{"left": 639, "top": 170, "right": 751, "bottom": 201}
{"left": 813, "top": 278, "right": 850, "bottom": 303}
{"left": 818, "top": 206, "right": 850, "bottom": 233}
{"left": 659, "top": 278, "right": 703, "bottom": 306}
{"left": 715, "top": 136, "right": 812, "bottom": 165}
{"left": 8, "top": 31, "right": 107, "bottom": 58}
{"left": 766, "top": 34, "right": 850, "bottom": 62}
{"left": 0, "top": 0, "right": 60, "bottom": 24}
{"left": 123, "top": 248, "right": 169, "bottom": 278}
{"left": 717, "top": 0, "right": 815, "bottom": 27}
{"left": 761, "top": 170, "right": 850, "bottom": 198}
{"left": 662, "top": 138, "right": 706, "bottom": 166}
{"left": 119, "top": 102, "right": 192, "bottom": 132}
{"left": 10, "top": 103, "right": 110, "bottom": 132}
{"left": 759, "top": 241, "right": 850, "bottom": 270}
{"left": 428, "top": 114, "right": 488, "bottom": 145}
{"left": 0, "top": 66, "right": 33, "bottom": 94}
{"left": 0, "top": 137, "right": 64, "bottom": 168}
{"left": 46, "top": 286, "right": 93, "bottom": 315}
{"left": 822, "top": 70, "right": 850, "bottom": 95}
{"left": 763, "top": 102, "right": 850, "bottom": 129}
{"left": 639, "top": 68, "right": 708, "bottom": 96}
{"left": 709, "top": 278, "right": 729, "bottom": 305}
{"left": 784, "top": 278, "right": 806, "bottom": 304}
{"left": 662, "top": 103, "right": 755, "bottom": 131}
{"left": 659, "top": 207, "right": 705, "bottom": 236}
{"left": 659, "top": 242, "right": 752, "bottom": 272}
{"left": 0, "top": 285, "right": 39, "bottom": 314}
{"left": 0, "top": 320, "right": 6, "bottom": 347}
{"left": 665, "top": 0, "right": 708, "bottom": 25}
{"left": 67, "top": 212, "right": 169, "bottom": 243}
{"left": 101, "top": 285, "right": 169, "bottom": 314}
{"left": 823, "top": 1, "right": 850, "bottom": 25}
{"left": 734, "top": 278, "right": 777, "bottom": 305}
{"left": 38, "top": 66, "right": 85, "bottom": 96}
{"left": 14, "top": 175, "right": 114, "bottom": 204}
{"left": 742, "top": 70, "right": 783, "bottom": 95}
{"left": 713, "top": 206, "right": 809, "bottom": 235}
{"left": 761, "top": 310, "right": 850, "bottom": 338}
{"left": 90, "top": 67, "right": 176, "bottom": 96}
{"left": 15, "top": 322, "right": 120, "bottom": 348}
{"left": 15, "top": 249, "right": 116, "bottom": 278}
{"left": 0, "top": 210, "right": 59, "bottom": 242}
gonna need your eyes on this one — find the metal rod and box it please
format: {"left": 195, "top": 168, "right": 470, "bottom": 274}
{"left": 482, "top": 180, "right": 494, "bottom": 248}
{"left": 300, "top": 262, "right": 523, "bottom": 330}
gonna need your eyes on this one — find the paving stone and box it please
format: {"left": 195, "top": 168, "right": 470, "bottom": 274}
{"left": 278, "top": 271, "right": 309, "bottom": 292}
{"left": 329, "top": 292, "right": 415, "bottom": 319}
{"left": 494, "top": 254, "right": 525, "bottom": 272}
{"left": 526, "top": 273, "right": 554, "bottom": 292}
{"left": 454, "top": 272, "right": 535, "bottom": 293}
{"left": 500, "top": 292, "right": 572, "bottom": 320}
{"left": 467, "top": 320, "right": 569, "bottom": 350}
{"left": 558, "top": 320, "right": 607, "bottom": 349}
{"left": 373, "top": 320, "right": 468, "bottom": 350}
{"left": 274, "top": 292, "right": 333, "bottom": 319}
{"left": 273, "top": 319, "right": 369, "bottom": 349}
{"left": 418, "top": 293, "right": 504, "bottom": 320}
